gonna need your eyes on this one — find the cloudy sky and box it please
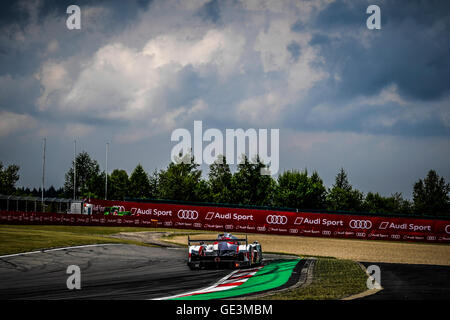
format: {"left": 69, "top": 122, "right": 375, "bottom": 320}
{"left": 0, "top": 0, "right": 449, "bottom": 198}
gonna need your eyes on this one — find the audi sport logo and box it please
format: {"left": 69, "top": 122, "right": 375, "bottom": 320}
{"left": 266, "top": 215, "right": 288, "bottom": 225}
{"left": 349, "top": 219, "right": 372, "bottom": 229}
{"left": 177, "top": 210, "right": 199, "bottom": 220}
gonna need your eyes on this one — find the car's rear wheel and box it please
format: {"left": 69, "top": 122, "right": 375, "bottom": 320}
{"left": 249, "top": 247, "right": 254, "bottom": 267}
{"left": 188, "top": 263, "right": 198, "bottom": 270}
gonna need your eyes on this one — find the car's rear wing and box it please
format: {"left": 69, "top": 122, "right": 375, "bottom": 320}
{"left": 188, "top": 235, "right": 248, "bottom": 246}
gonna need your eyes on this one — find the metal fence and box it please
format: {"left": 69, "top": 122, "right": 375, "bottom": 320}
{"left": 0, "top": 194, "right": 72, "bottom": 213}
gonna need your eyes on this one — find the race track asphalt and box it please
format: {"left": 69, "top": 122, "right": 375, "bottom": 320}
{"left": 0, "top": 244, "right": 233, "bottom": 300}
{"left": 360, "top": 262, "right": 450, "bottom": 300}
{"left": 2, "top": 243, "right": 449, "bottom": 300}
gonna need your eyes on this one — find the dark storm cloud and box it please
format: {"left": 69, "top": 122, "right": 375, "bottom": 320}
{"left": 287, "top": 42, "right": 301, "bottom": 62}
{"left": 0, "top": 0, "right": 153, "bottom": 76}
{"left": 198, "top": 0, "right": 221, "bottom": 23}
{"left": 308, "top": 0, "right": 450, "bottom": 101}
{"left": 0, "top": 0, "right": 30, "bottom": 27}
{"left": 35, "top": 0, "right": 152, "bottom": 25}
{"left": 313, "top": 0, "right": 366, "bottom": 29}
{"left": 0, "top": 75, "right": 40, "bottom": 114}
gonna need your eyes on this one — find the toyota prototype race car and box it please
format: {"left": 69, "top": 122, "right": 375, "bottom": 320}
{"left": 187, "top": 233, "right": 262, "bottom": 270}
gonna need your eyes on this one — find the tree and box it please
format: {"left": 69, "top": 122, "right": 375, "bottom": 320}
{"left": 413, "top": 170, "right": 450, "bottom": 216}
{"left": 0, "top": 161, "right": 20, "bottom": 195}
{"left": 129, "top": 164, "right": 151, "bottom": 199}
{"left": 157, "top": 153, "right": 206, "bottom": 202}
{"left": 326, "top": 168, "right": 364, "bottom": 212}
{"left": 148, "top": 169, "right": 159, "bottom": 199}
{"left": 363, "top": 192, "right": 412, "bottom": 214}
{"left": 334, "top": 168, "right": 352, "bottom": 191}
{"left": 85, "top": 171, "right": 106, "bottom": 199}
{"left": 208, "top": 155, "right": 233, "bottom": 204}
{"left": 64, "top": 151, "right": 103, "bottom": 199}
{"left": 14, "top": 186, "right": 32, "bottom": 197}
{"left": 109, "top": 169, "right": 129, "bottom": 200}
{"left": 46, "top": 186, "right": 58, "bottom": 198}
{"left": 274, "top": 169, "right": 326, "bottom": 209}
{"left": 231, "top": 155, "right": 275, "bottom": 206}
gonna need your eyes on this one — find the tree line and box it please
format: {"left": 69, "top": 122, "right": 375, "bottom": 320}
{"left": 2, "top": 152, "right": 449, "bottom": 217}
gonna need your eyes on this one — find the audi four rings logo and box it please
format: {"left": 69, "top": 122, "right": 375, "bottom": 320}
{"left": 177, "top": 210, "right": 199, "bottom": 220}
{"left": 266, "top": 215, "right": 288, "bottom": 225}
{"left": 445, "top": 225, "right": 450, "bottom": 234}
{"left": 349, "top": 219, "right": 372, "bottom": 229}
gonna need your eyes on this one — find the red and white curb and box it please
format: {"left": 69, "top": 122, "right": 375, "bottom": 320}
{"left": 155, "top": 266, "right": 263, "bottom": 300}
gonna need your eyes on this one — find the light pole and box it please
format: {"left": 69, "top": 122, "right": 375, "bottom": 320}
{"left": 41, "top": 137, "right": 46, "bottom": 210}
{"left": 73, "top": 139, "right": 77, "bottom": 200}
{"left": 105, "top": 142, "right": 109, "bottom": 200}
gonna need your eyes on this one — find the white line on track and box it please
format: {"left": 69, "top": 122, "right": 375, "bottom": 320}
{"left": 153, "top": 269, "right": 237, "bottom": 300}
{"left": 0, "top": 243, "right": 122, "bottom": 259}
{"left": 154, "top": 266, "right": 263, "bottom": 300}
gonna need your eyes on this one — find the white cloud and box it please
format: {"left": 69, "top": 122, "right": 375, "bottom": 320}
{"left": 35, "top": 24, "right": 246, "bottom": 136}
{"left": 35, "top": 61, "right": 70, "bottom": 111}
{"left": 254, "top": 19, "right": 298, "bottom": 73}
{"left": 64, "top": 123, "right": 95, "bottom": 138}
{"left": 0, "top": 111, "right": 36, "bottom": 137}
{"left": 142, "top": 28, "right": 245, "bottom": 76}
{"left": 287, "top": 45, "right": 328, "bottom": 94}
{"left": 238, "top": 18, "right": 327, "bottom": 125}
{"left": 363, "top": 84, "right": 407, "bottom": 107}
{"left": 46, "top": 40, "right": 59, "bottom": 54}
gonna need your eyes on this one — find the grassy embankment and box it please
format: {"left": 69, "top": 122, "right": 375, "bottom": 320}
{"left": 262, "top": 258, "right": 368, "bottom": 300}
{"left": 0, "top": 225, "right": 157, "bottom": 255}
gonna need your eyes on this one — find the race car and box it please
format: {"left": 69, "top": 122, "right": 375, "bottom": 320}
{"left": 103, "top": 206, "right": 132, "bottom": 216}
{"left": 187, "top": 233, "right": 262, "bottom": 270}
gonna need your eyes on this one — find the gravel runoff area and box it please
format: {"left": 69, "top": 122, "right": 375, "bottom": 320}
{"left": 144, "top": 232, "right": 450, "bottom": 266}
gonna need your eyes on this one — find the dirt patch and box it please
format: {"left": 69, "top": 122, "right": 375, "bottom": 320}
{"left": 110, "top": 231, "right": 181, "bottom": 248}
{"left": 164, "top": 233, "right": 450, "bottom": 266}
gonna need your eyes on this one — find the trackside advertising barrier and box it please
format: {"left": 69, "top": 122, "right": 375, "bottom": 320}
{"left": 1, "top": 199, "right": 449, "bottom": 243}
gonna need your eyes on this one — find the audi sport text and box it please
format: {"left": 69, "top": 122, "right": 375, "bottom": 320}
{"left": 205, "top": 212, "right": 254, "bottom": 221}
{"left": 130, "top": 208, "right": 172, "bottom": 216}
{"left": 379, "top": 222, "right": 432, "bottom": 232}
{"left": 293, "top": 217, "right": 344, "bottom": 227}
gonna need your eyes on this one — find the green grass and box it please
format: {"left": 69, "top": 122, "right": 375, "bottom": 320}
{"left": 0, "top": 225, "right": 158, "bottom": 255}
{"left": 263, "top": 258, "right": 368, "bottom": 300}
